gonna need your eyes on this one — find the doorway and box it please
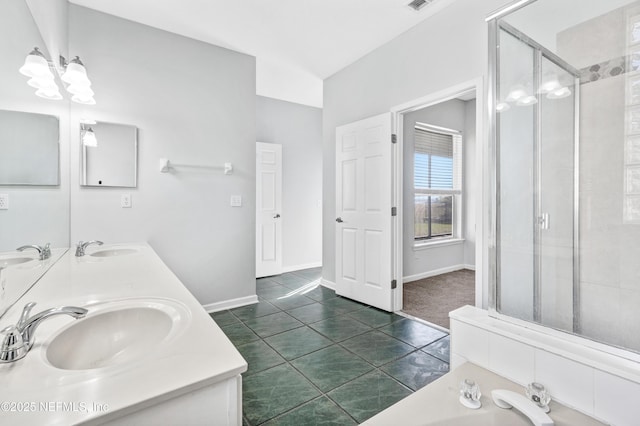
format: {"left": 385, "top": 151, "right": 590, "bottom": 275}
{"left": 392, "top": 80, "right": 484, "bottom": 328}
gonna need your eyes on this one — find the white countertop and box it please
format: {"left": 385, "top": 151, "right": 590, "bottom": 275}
{"left": 364, "top": 363, "right": 605, "bottom": 426}
{"left": 0, "top": 243, "right": 247, "bottom": 425}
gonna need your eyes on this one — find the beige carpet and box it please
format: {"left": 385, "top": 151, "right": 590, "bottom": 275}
{"left": 402, "top": 269, "right": 475, "bottom": 329}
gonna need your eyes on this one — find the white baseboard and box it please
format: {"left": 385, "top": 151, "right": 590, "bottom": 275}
{"left": 203, "top": 295, "right": 259, "bottom": 313}
{"left": 281, "top": 261, "right": 322, "bottom": 274}
{"left": 464, "top": 264, "right": 476, "bottom": 271}
{"left": 403, "top": 264, "right": 471, "bottom": 283}
{"left": 320, "top": 278, "right": 336, "bottom": 290}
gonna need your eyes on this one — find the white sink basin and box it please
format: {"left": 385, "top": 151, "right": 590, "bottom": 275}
{"left": 90, "top": 248, "right": 138, "bottom": 258}
{"left": 45, "top": 299, "right": 189, "bottom": 371}
{"left": 0, "top": 257, "right": 33, "bottom": 267}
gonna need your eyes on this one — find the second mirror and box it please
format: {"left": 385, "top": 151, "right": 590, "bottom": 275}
{"left": 81, "top": 121, "right": 138, "bottom": 187}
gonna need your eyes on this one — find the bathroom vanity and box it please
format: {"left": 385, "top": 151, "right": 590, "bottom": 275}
{"left": 0, "top": 243, "right": 246, "bottom": 425}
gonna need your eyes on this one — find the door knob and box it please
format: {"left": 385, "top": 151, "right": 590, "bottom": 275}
{"left": 336, "top": 217, "right": 344, "bottom": 223}
{"left": 273, "top": 214, "right": 281, "bottom": 219}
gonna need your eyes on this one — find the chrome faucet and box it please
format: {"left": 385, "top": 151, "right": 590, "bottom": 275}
{"left": 75, "top": 240, "right": 103, "bottom": 257}
{"left": 0, "top": 302, "right": 88, "bottom": 363}
{"left": 16, "top": 243, "right": 51, "bottom": 260}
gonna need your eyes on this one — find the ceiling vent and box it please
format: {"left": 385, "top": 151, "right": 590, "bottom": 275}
{"left": 408, "top": 0, "right": 433, "bottom": 11}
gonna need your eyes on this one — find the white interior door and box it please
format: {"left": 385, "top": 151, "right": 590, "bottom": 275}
{"left": 335, "top": 113, "right": 394, "bottom": 311}
{"left": 256, "top": 142, "right": 282, "bottom": 278}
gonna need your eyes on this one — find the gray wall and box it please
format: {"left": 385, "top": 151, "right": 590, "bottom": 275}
{"left": 402, "top": 98, "right": 476, "bottom": 280}
{"left": 322, "top": 0, "right": 506, "bottom": 304}
{"left": 68, "top": 5, "right": 257, "bottom": 306}
{"left": 256, "top": 96, "right": 323, "bottom": 271}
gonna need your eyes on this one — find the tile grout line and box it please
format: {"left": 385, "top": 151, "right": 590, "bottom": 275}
{"left": 220, "top": 272, "right": 450, "bottom": 425}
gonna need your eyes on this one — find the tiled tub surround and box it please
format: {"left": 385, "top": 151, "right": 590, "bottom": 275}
{"left": 451, "top": 306, "right": 640, "bottom": 426}
{"left": 0, "top": 243, "right": 246, "bottom": 425}
{"left": 211, "top": 269, "right": 451, "bottom": 425}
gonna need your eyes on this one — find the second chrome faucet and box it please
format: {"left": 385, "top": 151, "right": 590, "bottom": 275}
{"left": 16, "top": 243, "right": 51, "bottom": 260}
{"left": 75, "top": 240, "right": 103, "bottom": 257}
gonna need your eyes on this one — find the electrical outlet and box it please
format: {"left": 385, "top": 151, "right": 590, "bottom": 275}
{"left": 121, "top": 194, "right": 132, "bottom": 208}
{"left": 230, "top": 195, "right": 242, "bottom": 207}
{"left": 0, "top": 194, "right": 8, "bottom": 210}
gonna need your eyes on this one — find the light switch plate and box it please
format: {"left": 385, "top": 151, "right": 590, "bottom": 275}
{"left": 121, "top": 194, "right": 132, "bottom": 208}
{"left": 230, "top": 195, "right": 242, "bottom": 207}
{"left": 0, "top": 194, "right": 8, "bottom": 210}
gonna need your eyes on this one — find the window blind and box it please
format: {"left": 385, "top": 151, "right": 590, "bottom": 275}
{"left": 414, "top": 126, "right": 462, "bottom": 194}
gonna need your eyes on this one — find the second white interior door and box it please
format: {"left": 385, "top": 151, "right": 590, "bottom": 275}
{"left": 256, "top": 142, "right": 282, "bottom": 278}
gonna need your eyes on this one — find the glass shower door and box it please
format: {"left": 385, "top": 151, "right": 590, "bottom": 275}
{"left": 497, "top": 23, "right": 579, "bottom": 333}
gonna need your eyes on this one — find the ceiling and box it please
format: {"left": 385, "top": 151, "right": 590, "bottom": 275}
{"left": 69, "top": 0, "right": 458, "bottom": 108}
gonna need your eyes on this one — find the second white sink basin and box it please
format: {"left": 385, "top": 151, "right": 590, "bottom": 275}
{"left": 45, "top": 298, "right": 190, "bottom": 371}
{"left": 0, "top": 256, "right": 33, "bottom": 267}
{"left": 90, "top": 248, "right": 139, "bottom": 258}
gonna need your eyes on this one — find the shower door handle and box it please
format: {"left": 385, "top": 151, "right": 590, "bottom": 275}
{"left": 537, "top": 213, "right": 550, "bottom": 230}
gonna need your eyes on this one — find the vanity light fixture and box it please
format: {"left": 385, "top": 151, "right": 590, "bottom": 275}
{"left": 82, "top": 126, "right": 98, "bottom": 147}
{"left": 18, "top": 47, "right": 96, "bottom": 104}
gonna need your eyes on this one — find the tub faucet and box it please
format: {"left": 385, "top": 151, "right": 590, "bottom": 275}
{"left": 0, "top": 302, "right": 88, "bottom": 363}
{"left": 16, "top": 243, "right": 51, "bottom": 260}
{"left": 75, "top": 240, "right": 103, "bottom": 257}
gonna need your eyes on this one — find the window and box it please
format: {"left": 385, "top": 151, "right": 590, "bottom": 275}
{"left": 413, "top": 123, "right": 462, "bottom": 243}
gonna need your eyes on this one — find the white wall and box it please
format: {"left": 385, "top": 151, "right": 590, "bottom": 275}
{"left": 0, "top": 0, "right": 70, "bottom": 251}
{"left": 402, "top": 98, "right": 476, "bottom": 282}
{"left": 256, "top": 96, "right": 322, "bottom": 272}
{"left": 68, "top": 5, "right": 257, "bottom": 306}
{"left": 322, "top": 0, "right": 507, "bottom": 303}
{"left": 25, "top": 0, "right": 68, "bottom": 62}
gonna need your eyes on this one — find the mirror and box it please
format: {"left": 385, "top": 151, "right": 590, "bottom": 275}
{"left": 0, "top": 0, "right": 70, "bottom": 317}
{"left": 81, "top": 122, "right": 138, "bottom": 187}
{"left": 491, "top": 0, "right": 640, "bottom": 354}
{"left": 0, "top": 109, "right": 60, "bottom": 185}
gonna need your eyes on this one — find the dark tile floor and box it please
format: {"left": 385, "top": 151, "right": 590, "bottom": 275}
{"left": 210, "top": 268, "right": 451, "bottom": 425}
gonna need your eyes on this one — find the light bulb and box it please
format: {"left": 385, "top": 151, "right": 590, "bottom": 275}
{"left": 547, "top": 87, "right": 572, "bottom": 99}
{"left": 27, "top": 75, "right": 57, "bottom": 90}
{"left": 62, "top": 57, "right": 91, "bottom": 86}
{"left": 539, "top": 77, "right": 561, "bottom": 94}
{"left": 517, "top": 95, "right": 538, "bottom": 106}
{"left": 67, "top": 84, "right": 95, "bottom": 97}
{"left": 505, "top": 85, "right": 527, "bottom": 102}
{"left": 35, "top": 87, "right": 63, "bottom": 100}
{"left": 83, "top": 128, "right": 98, "bottom": 147}
{"left": 72, "top": 94, "right": 96, "bottom": 105}
{"left": 19, "top": 47, "right": 49, "bottom": 78}
{"left": 496, "top": 102, "right": 511, "bottom": 112}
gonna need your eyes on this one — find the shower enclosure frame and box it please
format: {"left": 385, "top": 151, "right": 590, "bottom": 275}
{"left": 487, "top": 16, "right": 582, "bottom": 333}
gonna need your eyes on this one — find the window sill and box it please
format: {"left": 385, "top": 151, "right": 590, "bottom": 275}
{"left": 413, "top": 238, "right": 465, "bottom": 251}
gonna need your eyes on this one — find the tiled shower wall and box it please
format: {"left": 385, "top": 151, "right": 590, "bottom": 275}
{"left": 557, "top": 3, "right": 640, "bottom": 351}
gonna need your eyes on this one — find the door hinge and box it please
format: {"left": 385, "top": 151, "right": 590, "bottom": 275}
{"left": 391, "top": 207, "right": 397, "bottom": 216}
{"left": 391, "top": 134, "right": 397, "bottom": 144}
{"left": 391, "top": 279, "right": 397, "bottom": 289}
